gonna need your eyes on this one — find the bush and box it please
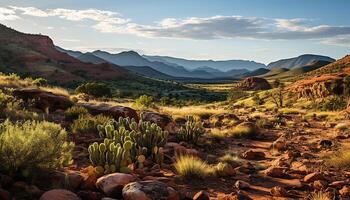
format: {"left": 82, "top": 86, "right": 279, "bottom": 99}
{"left": 230, "top": 122, "right": 258, "bottom": 138}
{"left": 320, "top": 95, "right": 347, "bottom": 111}
{"left": 65, "top": 106, "right": 89, "bottom": 121}
{"left": 134, "top": 95, "right": 154, "bottom": 108}
{"left": 0, "top": 120, "right": 74, "bottom": 175}
{"left": 32, "top": 78, "right": 47, "bottom": 86}
{"left": 71, "top": 114, "right": 111, "bottom": 134}
{"left": 75, "top": 82, "right": 111, "bottom": 97}
{"left": 227, "top": 89, "right": 247, "bottom": 103}
{"left": 326, "top": 147, "right": 350, "bottom": 168}
{"left": 174, "top": 155, "right": 212, "bottom": 178}
{"left": 177, "top": 116, "right": 205, "bottom": 144}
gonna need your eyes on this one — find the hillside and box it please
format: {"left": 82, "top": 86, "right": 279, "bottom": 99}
{"left": 121, "top": 65, "right": 175, "bottom": 80}
{"left": 259, "top": 68, "right": 289, "bottom": 78}
{"left": 0, "top": 24, "right": 128, "bottom": 84}
{"left": 267, "top": 54, "right": 335, "bottom": 69}
{"left": 77, "top": 52, "right": 107, "bottom": 64}
{"left": 144, "top": 55, "right": 266, "bottom": 71}
{"left": 239, "top": 68, "right": 270, "bottom": 78}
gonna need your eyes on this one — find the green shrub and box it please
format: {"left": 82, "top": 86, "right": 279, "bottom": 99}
{"left": 230, "top": 122, "right": 258, "bottom": 138}
{"left": 177, "top": 116, "right": 205, "bottom": 144}
{"left": 75, "top": 82, "right": 111, "bottom": 97}
{"left": 65, "top": 106, "right": 89, "bottom": 121}
{"left": 320, "top": 95, "right": 347, "bottom": 111}
{"left": 0, "top": 120, "right": 74, "bottom": 175}
{"left": 227, "top": 89, "right": 247, "bottom": 103}
{"left": 71, "top": 114, "right": 111, "bottom": 134}
{"left": 32, "top": 78, "right": 47, "bottom": 86}
{"left": 134, "top": 95, "right": 154, "bottom": 108}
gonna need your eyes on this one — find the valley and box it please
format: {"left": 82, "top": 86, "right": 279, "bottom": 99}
{"left": 0, "top": 6, "right": 350, "bottom": 200}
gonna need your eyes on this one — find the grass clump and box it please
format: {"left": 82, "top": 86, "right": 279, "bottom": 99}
{"left": 174, "top": 155, "right": 212, "bottom": 178}
{"left": 335, "top": 123, "right": 349, "bottom": 131}
{"left": 326, "top": 147, "right": 350, "bottom": 168}
{"left": 134, "top": 95, "right": 154, "bottom": 109}
{"left": 309, "top": 191, "right": 332, "bottom": 200}
{"left": 65, "top": 106, "right": 89, "bottom": 121}
{"left": 0, "top": 120, "right": 74, "bottom": 175}
{"left": 230, "top": 122, "right": 258, "bottom": 138}
{"left": 219, "top": 152, "right": 242, "bottom": 166}
{"left": 71, "top": 114, "right": 111, "bottom": 134}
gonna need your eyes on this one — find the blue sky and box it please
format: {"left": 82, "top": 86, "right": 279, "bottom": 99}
{"left": 0, "top": 0, "right": 349, "bottom": 64}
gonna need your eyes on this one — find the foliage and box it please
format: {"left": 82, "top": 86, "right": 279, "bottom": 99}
{"left": 134, "top": 95, "right": 154, "bottom": 108}
{"left": 88, "top": 117, "right": 168, "bottom": 174}
{"left": 174, "top": 155, "right": 212, "bottom": 178}
{"left": 227, "top": 89, "right": 248, "bottom": 103}
{"left": 267, "top": 86, "right": 285, "bottom": 108}
{"left": 252, "top": 93, "right": 263, "bottom": 105}
{"left": 71, "top": 114, "right": 111, "bottom": 134}
{"left": 32, "top": 78, "right": 47, "bottom": 86}
{"left": 75, "top": 82, "right": 111, "bottom": 97}
{"left": 320, "top": 95, "right": 347, "bottom": 111}
{"left": 177, "top": 116, "right": 205, "bottom": 144}
{"left": 0, "top": 120, "right": 74, "bottom": 175}
{"left": 65, "top": 106, "right": 89, "bottom": 121}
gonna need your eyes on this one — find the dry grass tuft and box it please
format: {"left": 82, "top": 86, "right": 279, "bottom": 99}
{"left": 174, "top": 155, "right": 213, "bottom": 178}
{"left": 326, "top": 147, "right": 350, "bottom": 168}
{"left": 309, "top": 191, "right": 332, "bottom": 200}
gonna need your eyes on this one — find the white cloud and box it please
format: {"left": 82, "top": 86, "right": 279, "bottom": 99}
{"left": 321, "top": 36, "right": 350, "bottom": 47}
{"left": 0, "top": 7, "right": 19, "bottom": 20}
{"left": 2, "top": 5, "right": 350, "bottom": 47}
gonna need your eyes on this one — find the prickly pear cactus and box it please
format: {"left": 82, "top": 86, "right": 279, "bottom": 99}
{"left": 177, "top": 115, "right": 204, "bottom": 144}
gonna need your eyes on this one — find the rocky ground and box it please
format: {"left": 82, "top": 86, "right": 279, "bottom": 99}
{"left": 1, "top": 88, "right": 350, "bottom": 200}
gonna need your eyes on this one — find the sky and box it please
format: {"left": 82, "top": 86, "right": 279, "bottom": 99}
{"left": 0, "top": 0, "right": 349, "bottom": 64}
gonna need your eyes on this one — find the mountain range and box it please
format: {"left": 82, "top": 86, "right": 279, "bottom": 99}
{"left": 267, "top": 54, "right": 335, "bottom": 69}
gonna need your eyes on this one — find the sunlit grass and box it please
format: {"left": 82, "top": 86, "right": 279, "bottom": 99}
{"left": 335, "top": 123, "right": 349, "bottom": 131}
{"left": 309, "top": 191, "right": 332, "bottom": 200}
{"left": 174, "top": 155, "right": 213, "bottom": 178}
{"left": 326, "top": 147, "right": 350, "bottom": 168}
{"left": 159, "top": 105, "right": 227, "bottom": 119}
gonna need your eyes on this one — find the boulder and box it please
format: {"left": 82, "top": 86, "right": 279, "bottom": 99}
{"left": 13, "top": 88, "right": 73, "bottom": 112}
{"left": 0, "top": 188, "right": 11, "bottom": 200}
{"left": 242, "top": 150, "right": 265, "bottom": 160}
{"left": 339, "top": 185, "right": 350, "bottom": 197}
{"left": 235, "top": 77, "right": 271, "bottom": 91}
{"left": 40, "top": 189, "right": 80, "bottom": 200}
{"left": 140, "top": 111, "right": 175, "bottom": 131}
{"left": 193, "top": 190, "right": 210, "bottom": 200}
{"left": 235, "top": 180, "right": 250, "bottom": 190}
{"left": 79, "top": 103, "right": 138, "bottom": 120}
{"left": 263, "top": 166, "right": 287, "bottom": 178}
{"left": 303, "top": 172, "right": 325, "bottom": 183}
{"left": 122, "top": 180, "right": 179, "bottom": 200}
{"left": 270, "top": 186, "right": 288, "bottom": 197}
{"left": 96, "top": 173, "right": 135, "bottom": 197}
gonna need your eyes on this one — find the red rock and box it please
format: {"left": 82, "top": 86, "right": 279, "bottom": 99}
{"left": 329, "top": 180, "right": 347, "bottom": 189}
{"left": 303, "top": 172, "right": 325, "bottom": 183}
{"left": 270, "top": 186, "right": 289, "bottom": 197}
{"left": 313, "top": 180, "right": 328, "bottom": 190}
{"left": 13, "top": 88, "right": 73, "bottom": 112}
{"left": 242, "top": 150, "right": 265, "bottom": 160}
{"left": 263, "top": 166, "right": 287, "bottom": 178}
{"left": 122, "top": 181, "right": 179, "bottom": 200}
{"left": 96, "top": 173, "right": 135, "bottom": 197}
{"left": 80, "top": 103, "right": 138, "bottom": 121}
{"left": 235, "top": 180, "right": 250, "bottom": 190}
{"left": 40, "top": 189, "right": 80, "bottom": 200}
{"left": 193, "top": 190, "right": 210, "bottom": 200}
{"left": 235, "top": 77, "right": 271, "bottom": 91}
{"left": 340, "top": 185, "right": 350, "bottom": 197}
{"left": 0, "top": 188, "right": 11, "bottom": 200}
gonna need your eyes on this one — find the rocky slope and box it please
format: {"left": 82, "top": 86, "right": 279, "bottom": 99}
{"left": 268, "top": 54, "right": 335, "bottom": 69}
{"left": 0, "top": 24, "right": 128, "bottom": 84}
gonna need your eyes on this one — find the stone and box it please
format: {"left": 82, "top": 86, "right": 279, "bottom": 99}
{"left": 80, "top": 103, "right": 138, "bottom": 121}
{"left": 76, "top": 191, "right": 103, "bottom": 200}
{"left": 242, "top": 150, "right": 265, "bottom": 160}
{"left": 303, "top": 172, "right": 325, "bottom": 183}
{"left": 329, "top": 180, "right": 347, "bottom": 189}
{"left": 235, "top": 77, "right": 271, "bottom": 91}
{"left": 193, "top": 190, "right": 210, "bottom": 200}
{"left": 217, "top": 191, "right": 252, "bottom": 200}
{"left": 140, "top": 111, "right": 173, "bottom": 129}
{"left": 96, "top": 173, "right": 135, "bottom": 197}
{"left": 40, "top": 189, "right": 80, "bottom": 200}
{"left": 0, "top": 188, "right": 11, "bottom": 200}
{"left": 313, "top": 180, "right": 328, "bottom": 190}
{"left": 122, "top": 180, "right": 179, "bottom": 200}
{"left": 0, "top": 174, "right": 13, "bottom": 188}
{"left": 209, "top": 114, "right": 240, "bottom": 127}
{"left": 263, "top": 166, "right": 287, "bottom": 178}
{"left": 13, "top": 88, "right": 73, "bottom": 112}
{"left": 270, "top": 186, "right": 289, "bottom": 197}
{"left": 319, "top": 139, "right": 333, "bottom": 148}
{"left": 235, "top": 180, "right": 250, "bottom": 190}
{"left": 271, "top": 139, "right": 287, "bottom": 151}
{"left": 339, "top": 185, "right": 350, "bottom": 197}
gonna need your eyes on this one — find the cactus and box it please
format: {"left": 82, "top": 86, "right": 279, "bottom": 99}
{"left": 89, "top": 117, "right": 168, "bottom": 174}
{"left": 177, "top": 116, "right": 204, "bottom": 144}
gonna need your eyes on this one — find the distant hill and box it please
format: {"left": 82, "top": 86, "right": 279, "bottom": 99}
{"left": 267, "top": 54, "right": 335, "bottom": 69}
{"left": 77, "top": 52, "right": 107, "bottom": 64}
{"left": 239, "top": 68, "right": 270, "bottom": 78}
{"left": 0, "top": 24, "right": 128, "bottom": 84}
{"left": 265, "top": 60, "right": 332, "bottom": 80}
{"left": 144, "top": 55, "right": 266, "bottom": 71}
{"left": 56, "top": 46, "right": 83, "bottom": 58}
{"left": 260, "top": 68, "right": 290, "bottom": 78}
{"left": 121, "top": 65, "right": 175, "bottom": 80}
